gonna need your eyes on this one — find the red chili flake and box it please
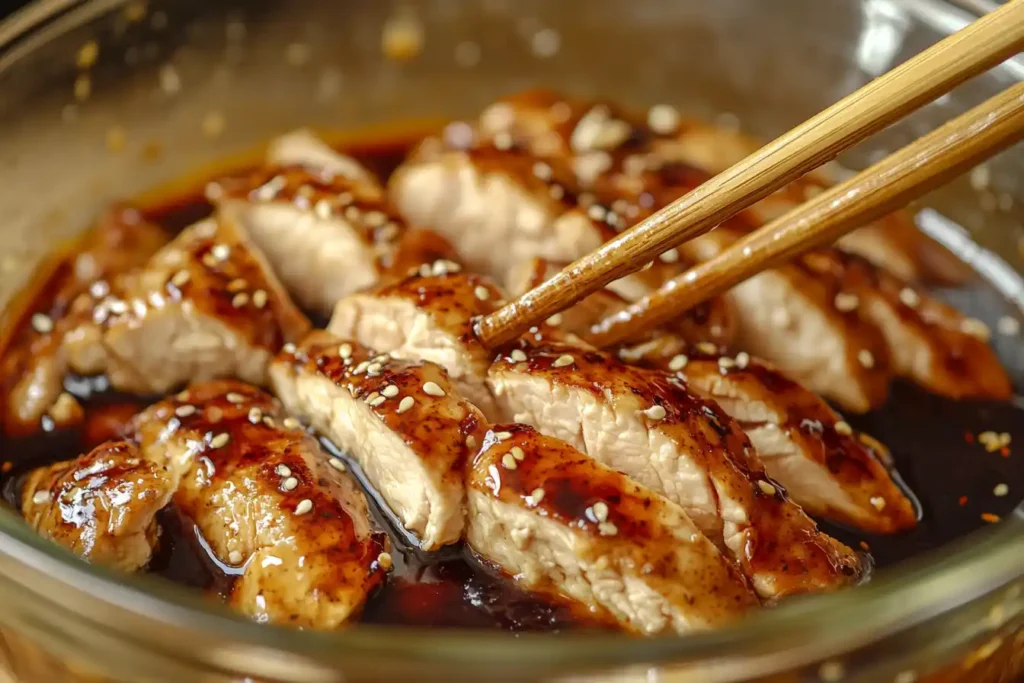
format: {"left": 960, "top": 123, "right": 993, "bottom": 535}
{"left": 0, "top": 461, "right": 11, "bottom": 473}
{"left": 981, "top": 513, "right": 1001, "bottom": 524}
{"left": 959, "top": 496, "right": 969, "bottom": 507}
{"left": 859, "top": 541, "right": 871, "bottom": 552}
{"left": 964, "top": 431, "right": 975, "bottom": 443}
{"left": 1000, "top": 447, "right": 1011, "bottom": 458}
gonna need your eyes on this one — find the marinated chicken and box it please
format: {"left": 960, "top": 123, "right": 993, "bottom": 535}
{"left": 61, "top": 215, "right": 309, "bottom": 395}
{"left": 215, "top": 139, "right": 459, "bottom": 315}
{"left": 130, "top": 380, "right": 388, "bottom": 628}
{"left": 488, "top": 342, "right": 862, "bottom": 598}
{"left": 21, "top": 440, "right": 174, "bottom": 572}
{"left": 328, "top": 269, "right": 513, "bottom": 419}
{"left": 270, "top": 330, "right": 487, "bottom": 549}
{"left": 618, "top": 334, "right": 917, "bottom": 534}
{"left": 466, "top": 423, "right": 758, "bottom": 634}
{"left": 0, "top": 207, "right": 167, "bottom": 435}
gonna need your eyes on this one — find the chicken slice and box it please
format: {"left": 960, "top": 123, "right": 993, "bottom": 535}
{"left": 214, "top": 154, "right": 457, "bottom": 315}
{"left": 488, "top": 342, "right": 862, "bottom": 599}
{"left": 0, "top": 206, "right": 167, "bottom": 435}
{"left": 681, "top": 226, "right": 893, "bottom": 413}
{"left": 466, "top": 423, "right": 758, "bottom": 634}
{"left": 479, "top": 88, "right": 966, "bottom": 284}
{"left": 796, "top": 250, "right": 1012, "bottom": 401}
{"left": 265, "top": 129, "right": 378, "bottom": 185}
{"left": 21, "top": 440, "right": 174, "bottom": 572}
{"left": 270, "top": 330, "right": 486, "bottom": 550}
{"left": 328, "top": 270, "right": 512, "bottom": 419}
{"left": 130, "top": 380, "right": 387, "bottom": 628}
{"left": 62, "top": 215, "right": 310, "bottom": 395}
{"left": 617, "top": 334, "right": 918, "bottom": 534}
{"left": 506, "top": 257, "right": 736, "bottom": 347}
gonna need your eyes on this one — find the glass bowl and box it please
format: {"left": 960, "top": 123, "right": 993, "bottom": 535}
{"left": 0, "top": 0, "right": 1021, "bottom": 681}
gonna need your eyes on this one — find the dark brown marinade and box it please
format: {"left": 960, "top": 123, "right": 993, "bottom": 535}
{"left": 0, "top": 121, "right": 1021, "bottom": 632}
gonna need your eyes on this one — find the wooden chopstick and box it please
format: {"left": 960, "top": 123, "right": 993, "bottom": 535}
{"left": 586, "top": 82, "right": 1024, "bottom": 347}
{"left": 475, "top": 0, "right": 1024, "bottom": 348}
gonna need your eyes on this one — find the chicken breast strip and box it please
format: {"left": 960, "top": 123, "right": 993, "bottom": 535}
{"left": 1, "top": 206, "right": 168, "bottom": 435}
{"left": 60, "top": 215, "right": 310, "bottom": 395}
{"left": 466, "top": 423, "right": 758, "bottom": 634}
{"left": 270, "top": 330, "right": 487, "bottom": 550}
{"left": 617, "top": 334, "right": 918, "bottom": 534}
{"left": 21, "top": 440, "right": 174, "bottom": 572}
{"left": 130, "top": 380, "right": 388, "bottom": 628}
{"left": 488, "top": 342, "right": 863, "bottom": 599}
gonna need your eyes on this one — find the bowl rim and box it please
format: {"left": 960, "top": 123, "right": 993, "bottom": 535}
{"left": 0, "top": 0, "right": 1022, "bottom": 678}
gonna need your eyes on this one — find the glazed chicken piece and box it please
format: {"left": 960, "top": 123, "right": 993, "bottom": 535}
{"left": 328, "top": 269, "right": 514, "bottom": 419}
{"left": 507, "top": 257, "right": 736, "bottom": 347}
{"left": 617, "top": 334, "right": 917, "bottom": 534}
{"left": 21, "top": 440, "right": 174, "bottom": 572}
{"left": 0, "top": 207, "right": 168, "bottom": 435}
{"left": 214, "top": 132, "right": 460, "bottom": 315}
{"left": 130, "top": 380, "right": 388, "bottom": 628}
{"left": 466, "top": 423, "right": 758, "bottom": 634}
{"left": 478, "top": 88, "right": 968, "bottom": 285}
{"left": 488, "top": 342, "right": 862, "bottom": 599}
{"left": 61, "top": 215, "right": 310, "bottom": 395}
{"left": 270, "top": 330, "right": 487, "bottom": 550}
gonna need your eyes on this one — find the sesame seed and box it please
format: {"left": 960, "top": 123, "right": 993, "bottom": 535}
{"left": 834, "top": 292, "right": 859, "bottom": 312}
{"left": 502, "top": 454, "right": 518, "bottom": 469}
{"left": 532, "top": 161, "right": 552, "bottom": 181}
{"left": 510, "top": 349, "right": 527, "bottom": 362}
{"left": 592, "top": 501, "right": 609, "bottom": 522}
{"left": 510, "top": 446, "right": 525, "bottom": 461}
{"left": 228, "top": 291, "right": 249, "bottom": 309}
{"left": 834, "top": 421, "right": 853, "bottom": 436}
{"left": 587, "top": 204, "right": 607, "bottom": 221}
{"left": 366, "top": 362, "right": 382, "bottom": 375}
{"left": 644, "top": 405, "right": 667, "bottom": 421}
{"left": 857, "top": 349, "right": 875, "bottom": 369}
{"left": 282, "top": 342, "right": 297, "bottom": 354}
{"left": 465, "top": 434, "right": 478, "bottom": 450}
{"left": 252, "top": 290, "right": 268, "bottom": 309}
{"left": 997, "top": 316, "right": 1020, "bottom": 337}
{"left": 352, "top": 361, "right": 370, "bottom": 375}
{"left": 528, "top": 488, "right": 545, "bottom": 506}
{"left": 993, "top": 483, "right": 1009, "bottom": 497}
{"left": 31, "top": 313, "right": 53, "bottom": 334}
{"left": 552, "top": 354, "right": 575, "bottom": 368}
{"left": 227, "top": 278, "right": 248, "bottom": 292}
{"left": 870, "top": 496, "right": 887, "bottom": 511}
{"left": 226, "top": 392, "right": 246, "bottom": 404}
{"left": 899, "top": 287, "right": 920, "bottom": 308}
{"left": 377, "top": 552, "right": 393, "bottom": 570}
{"left": 209, "top": 433, "right": 230, "bottom": 449}
{"left": 31, "top": 491, "right": 51, "bottom": 505}
{"left": 372, "top": 354, "right": 390, "bottom": 364}
{"left": 718, "top": 356, "right": 736, "bottom": 370}
{"left": 696, "top": 342, "right": 717, "bottom": 355}
{"left": 210, "top": 244, "right": 230, "bottom": 261}
{"left": 668, "top": 354, "right": 689, "bottom": 371}
{"left": 960, "top": 318, "right": 991, "bottom": 341}
{"left": 382, "top": 385, "right": 399, "bottom": 398}
{"left": 396, "top": 396, "right": 415, "bottom": 414}
{"left": 329, "top": 458, "right": 347, "bottom": 472}
{"left": 734, "top": 352, "right": 750, "bottom": 369}
{"left": 263, "top": 416, "right": 276, "bottom": 428}
{"left": 818, "top": 661, "right": 845, "bottom": 682}
{"left": 494, "top": 431, "right": 512, "bottom": 440}
{"left": 647, "top": 104, "right": 680, "bottom": 135}
{"left": 423, "top": 381, "right": 446, "bottom": 397}
{"left": 282, "top": 477, "right": 298, "bottom": 491}
{"left": 549, "top": 184, "right": 565, "bottom": 200}
{"left": 170, "top": 269, "right": 191, "bottom": 287}
{"left": 175, "top": 405, "right": 196, "bottom": 417}
{"left": 282, "top": 417, "right": 301, "bottom": 430}
{"left": 294, "top": 499, "right": 313, "bottom": 515}
{"left": 339, "top": 343, "right": 353, "bottom": 359}
{"left": 228, "top": 550, "right": 244, "bottom": 565}
{"left": 369, "top": 395, "right": 386, "bottom": 407}
{"left": 275, "top": 464, "right": 291, "bottom": 477}
{"left": 248, "top": 407, "right": 263, "bottom": 424}
{"left": 757, "top": 481, "right": 777, "bottom": 496}
{"left": 598, "top": 521, "right": 618, "bottom": 536}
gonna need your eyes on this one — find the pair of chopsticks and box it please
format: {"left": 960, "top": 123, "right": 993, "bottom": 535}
{"left": 475, "top": 0, "right": 1024, "bottom": 350}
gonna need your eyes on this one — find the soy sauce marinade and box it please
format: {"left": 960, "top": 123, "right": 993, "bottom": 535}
{"left": 1, "top": 124, "right": 1022, "bottom": 631}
